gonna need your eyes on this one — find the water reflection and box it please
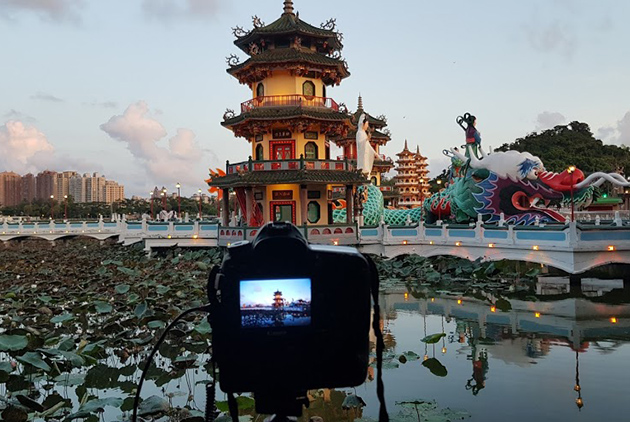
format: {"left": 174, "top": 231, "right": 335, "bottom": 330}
{"left": 370, "top": 280, "right": 630, "bottom": 421}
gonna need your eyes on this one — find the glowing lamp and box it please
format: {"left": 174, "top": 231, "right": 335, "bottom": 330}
{"left": 567, "top": 165, "right": 576, "bottom": 173}
{"left": 457, "top": 299, "right": 462, "bottom": 305}
{"left": 455, "top": 241, "right": 461, "bottom": 246}
{"left": 429, "top": 241, "right": 434, "bottom": 245}
{"left": 402, "top": 240, "right": 408, "bottom": 245}
{"left": 532, "top": 245, "right": 539, "bottom": 251}
{"left": 610, "top": 317, "right": 618, "bottom": 324}
{"left": 167, "top": 235, "right": 172, "bottom": 239}
{"left": 490, "top": 306, "right": 496, "bottom": 313}
{"left": 576, "top": 398, "right": 584, "bottom": 409}
{"left": 535, "top": 312, "right": 541, "bottom": 318}
{"left": 607, "top": 245, "right": 615, "bottom": 251}
{"left": 441, "top": 347, "right": 447, "bottom": 354}
{"left": 404, "top": 292, "right": 409, "bottom": 300}
{"left": 430, "top": 297, "right": 435, "bottom": 302}
{"left": 227, "top": 242, "right": 231, "bottom": 247}
{"left": 333, "top": 240, "right": 339, "bottom": 246}
{"left": 574, "top": 384, "right": 581, "bottom": 392}
{"left": 423, "top": 354, "right": 429, "bottom": 361}
{"left": 192, "top": 234, "right": 198, "bottom": 239}
{"left": 488, "top": 243, "right": 495, "bottom": 248}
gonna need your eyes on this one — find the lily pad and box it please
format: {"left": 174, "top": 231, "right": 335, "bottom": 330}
{"left": 193, "top": 319, "right": 212, "bottom": 335}
{"left": 134, "top": 301, "right": 148, "bottom": 319}
{"left": 342, "top": 394, "right": 366, "bottom": 409}
{"left": 0, "top": 334, "right": 28, "bottom": 351}
{"left": 50, "top": 313, "right": 74, "bottom": 323}
{"left": 94, "top": 301, "right": 113, "bottom": 314}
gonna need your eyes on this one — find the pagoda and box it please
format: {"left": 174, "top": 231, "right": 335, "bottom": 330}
{"left": 208, "top": 0, "right": 366, "bottom": 227}
{"left": 394, "top": 141, "right": 423, "bottom": 208}
{"left": 331, "top": 95, "right": 395, "bottom": 186}
{"left": 415, "top": 146, "right": 430, "bottom": 202}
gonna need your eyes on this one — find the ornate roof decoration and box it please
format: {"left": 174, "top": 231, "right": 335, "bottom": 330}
{"left": 226, "top": 54, "right": 240, "bottom": 67}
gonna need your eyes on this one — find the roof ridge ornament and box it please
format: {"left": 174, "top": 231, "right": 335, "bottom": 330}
{"left": 283, "top": 0, "right": 294, "bottom": 15}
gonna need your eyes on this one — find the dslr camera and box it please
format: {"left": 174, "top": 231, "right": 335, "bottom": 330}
{"left": 207, "top": 222, "right": 374, "bottom": 416}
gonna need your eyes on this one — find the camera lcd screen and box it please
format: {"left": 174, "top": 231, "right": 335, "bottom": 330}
{"left": 240, "top": 278, "right": 312, "bottom": 328}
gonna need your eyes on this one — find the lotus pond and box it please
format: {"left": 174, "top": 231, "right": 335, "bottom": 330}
{"left": 1, "top": 239, "right": 629, "bottom": 421}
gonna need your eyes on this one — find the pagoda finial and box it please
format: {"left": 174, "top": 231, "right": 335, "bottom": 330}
{"left": 404, "top": 139, "right": 408, "bottom": 150}
{"left": 357, "top": 94, "right": 363, "bottom": 111}
{"left": 416, "top": 145, "right": 420, "bottom": 154}
{"left": 283, "top": 0, "right": 295, "bottom": 15}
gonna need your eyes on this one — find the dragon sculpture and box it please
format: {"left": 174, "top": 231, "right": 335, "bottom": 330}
{"left": 334, "top": 113, "right": 630, "bottom": 226}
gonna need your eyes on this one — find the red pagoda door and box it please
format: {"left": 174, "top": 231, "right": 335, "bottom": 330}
{"left": 271, "top": 141, "right": 295, "bottom": 160}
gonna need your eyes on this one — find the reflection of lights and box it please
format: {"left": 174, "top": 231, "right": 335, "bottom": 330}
{"left": 490, "top": 306, "right": 496, "bottom": 313}
{"left": 535, "top": 312, "right": 541, "bottom": 318}
{"left": 610, "top": 317, "right": 618, "bottom": 324}
{"left": 455, "top": 241, "right": 461, "bottom": 246}
{"left": 576, "top": 398, "right": 584, "bottom": 409}
{"left": 441, "top": 346, "right": 447, "bottom": 354}
{"left": 574, "top": 384, "right": 581, "bottom": 392}
{"left": 607, "top": 245, "right": 615, "bottom": 251}
{"left": 488, "top": 243, "right": 495, "bottom": 248}
{"left": 423, "top": 354, "right": 429, "bottom": 361}
{"left": 532, "top": 245, "right": 539, "bottom": 251}
{"left": 457, "top": 299, "right": 462, "bottom": 305}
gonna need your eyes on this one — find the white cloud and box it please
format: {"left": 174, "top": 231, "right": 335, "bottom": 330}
{"left": 0, "top": 0, "right": 84, "bottom": 23}
{"left": 141, "top": 0, "right": 220, "bottom": 23}
{"left": 535, "top": 111, "right": 566, "bottom": 131}
{"left": 100, "top": 101, "right": 206, "bottom": 187}
{"left": 597, "top": 111, "right": 630, "bottom": 146}
{"left": 0, "top": 120, "right": 55, "bottom": 173}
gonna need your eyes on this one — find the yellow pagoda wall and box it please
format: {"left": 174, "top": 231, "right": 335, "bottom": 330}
{"left": 262, "top": 184, "right": 330, "bottom": 226}
{"left": 251, "top": 123, "right": 327, "bottom": 160}
{"left": 252, "top": 71, "right": 327, "bottom": 98}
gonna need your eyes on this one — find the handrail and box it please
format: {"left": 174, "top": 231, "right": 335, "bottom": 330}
{"left": 226, "top": 158, "right": 355, "bottom": 174}
{"left": 241, "top": 94, "right": 339, "bottom": 113}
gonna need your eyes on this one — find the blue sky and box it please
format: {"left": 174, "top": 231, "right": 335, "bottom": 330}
{"left": 240, "top": 278, "right": 311, "bottom": 307}
{"left": 1, "top": 0, "right": 629, "bottom": 197}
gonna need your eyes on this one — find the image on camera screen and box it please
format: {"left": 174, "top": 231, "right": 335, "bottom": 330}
{"left": 240, "top": 278, "right": 312, "bottom": 328}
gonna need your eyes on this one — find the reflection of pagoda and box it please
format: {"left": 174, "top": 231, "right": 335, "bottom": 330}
{"left": 208, "top": 0, "right": 366, "bottom": 227}
{"left": 332, "top": 95, "right": 395, "bottom": 187}
{"left": 273, "top": 290, "right": 284, "bottom": 308}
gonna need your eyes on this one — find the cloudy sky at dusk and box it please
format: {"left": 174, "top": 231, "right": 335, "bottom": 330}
{"left": 1, "top": 0, "right": 629, "bottom": 197}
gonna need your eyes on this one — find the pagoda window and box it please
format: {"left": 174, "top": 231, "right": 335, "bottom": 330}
{"left": 304, "top": 142, "right": 318, "bottom": 159}
{"left": 256, "top": 83, "right": 264, "bottom": 98}
{"left": 307, "top": 201, "right": 321, "bottom": 224}
{"left": 302, "top": 81, "right": 315, "bottom": 97}
{"left": 255, "top": 144, "right": 264, "bottom": 161}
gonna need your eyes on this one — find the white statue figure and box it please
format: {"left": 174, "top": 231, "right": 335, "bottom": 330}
{"left": 356, "top": 113, "right": 377, "bottom": 176}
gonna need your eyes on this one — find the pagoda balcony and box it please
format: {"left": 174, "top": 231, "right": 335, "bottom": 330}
{"left": 241, "top": 94, "right": 340, "bottom": 113}
{"left": 226, "top": 158, "right": 354, "bottom": 174}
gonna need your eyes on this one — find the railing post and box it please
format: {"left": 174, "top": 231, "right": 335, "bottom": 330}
{"left": 300, "top": 154, "right": 304, "bottom": 170}
{"left": 248, "top": 156, "right": 253, "bottom": 172}
{"left": 226, "top": 159, "right": 230, "bottom": 173}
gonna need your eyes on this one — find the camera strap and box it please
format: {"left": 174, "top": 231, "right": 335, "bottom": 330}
{"left": 365, "top": 255, "right": 390, "bottom": 422}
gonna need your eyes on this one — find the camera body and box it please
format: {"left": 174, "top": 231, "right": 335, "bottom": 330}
{"left": 208, "top": 222, "right": 372, "bottom": 395}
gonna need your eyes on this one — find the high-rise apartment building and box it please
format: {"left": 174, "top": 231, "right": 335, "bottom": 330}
{"left": 0, "top": 172, "right": 22, "bottom": 207}
{"left": 55, "top": 171, "right": 77, "bottom": 202}
{"left": 85, "top": 173, "right": 106, "bottom": 203}
{"left": 103, "top": 180, "right": 125, "bottom": 204}
{"left": 36, "top": 170, "right": 57, "bottom": 200}
{"left": 21, "top": 173, "right": 36, "bottom": 203}
{"left": 69, "top": 174, "right": 87, "bottom": 203}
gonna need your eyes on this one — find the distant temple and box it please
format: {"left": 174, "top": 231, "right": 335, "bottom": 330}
{"left": 394, "top": 141, "right": 430, "bottom": 208}
{"left": 208, "top": 0, "right": 366, "bottom": 226}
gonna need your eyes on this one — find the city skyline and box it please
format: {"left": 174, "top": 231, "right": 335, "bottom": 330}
{"left": 1, "top": 0, "right": 629, "bottom": 197}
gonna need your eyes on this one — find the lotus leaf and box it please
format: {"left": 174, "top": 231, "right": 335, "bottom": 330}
{"left": 50, "top": 313, "right": 74, "bottom": 323}
{"left": 16, "top": 351, "right": 51, "bottom": 372}
{"left": 0, "top": 334, "right": 28, "bottom": 351}
{"left": 421, "top": 333, "right": 446, "bottom": 344}
{"left": 422, "top": 358, "right": 448, "bottom": 377}
{"left": 138, "top": 395, "right": 170, "bottom": 416}
{"left": 115, "top": 284, "right": 131, "bottom": 294}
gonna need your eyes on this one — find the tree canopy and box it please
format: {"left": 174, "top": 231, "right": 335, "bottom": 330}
{"left": 495, "top": 121, "right": 630, "bottom": 175}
